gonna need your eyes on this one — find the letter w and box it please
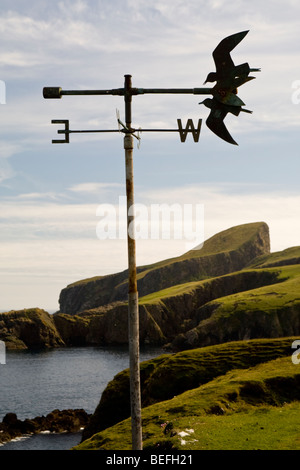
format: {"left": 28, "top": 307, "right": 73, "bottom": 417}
{"left": 177, "top": 118, "right": 202, "bottom": 142}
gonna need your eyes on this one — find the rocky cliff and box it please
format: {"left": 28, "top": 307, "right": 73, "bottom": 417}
{"left": 2, "top": 223, "right": 300, "bottom": 351}
{"left": 59, "top": 221, "right": 270, "bottom": 315}
{"left": 171, "top": 262, "right": 300, "bottom": 350}
{"left": 0, "top": 222, "right": 276, "bottom": 350}
{"left": 0, "top": 308, "right": 64, "bottom": 349}
{"left": 53, "top": 264, "right": 300, "bottom": 349}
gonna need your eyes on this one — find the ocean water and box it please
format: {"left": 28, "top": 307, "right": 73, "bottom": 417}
{"left": 0, "top": 345, "right": 166, "bottom": 450}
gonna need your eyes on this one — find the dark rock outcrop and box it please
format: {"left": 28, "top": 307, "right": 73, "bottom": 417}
{"left": 172, "top": 298, "right": 300, "bottom": 351}
{"left": 0, "top": 409, "right": 91, "bottom": 445}
{"left": 0, "top": 308, "right": 65, "bottom": 350}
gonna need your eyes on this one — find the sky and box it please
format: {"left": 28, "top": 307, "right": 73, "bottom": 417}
{"left": 1, "top": 0, "right": 300, "bottom": 312}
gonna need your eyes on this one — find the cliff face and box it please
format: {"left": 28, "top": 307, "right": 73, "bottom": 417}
{"left": 172, "top": 264, "right": 300, "bottom": 350}
{"left": 59, "top": 222, "right": 270, "bottom": 315}
{"left": 3, "top": 264, "right": 300, "bottom": 352}
{"left": 51, "top": 267, "right": 288, "bottom": 348}
{"left": 3, "top": 223, "right": 300, "bottom": 352}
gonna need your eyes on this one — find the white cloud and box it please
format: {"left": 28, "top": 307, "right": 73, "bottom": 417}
{"left": 0, "top": 142, "right": 23, "bottom": 182}
{"left": 69, "top": 182, "right": 123, "bottom": 194}
{"left": 58, "top": 0, "right": 88, "bottom": 16}
{"left": 138, "top": 184, "right": 300, "bottom": 253}
{"left": 0, "top": 160, "right": 15, "bottom": 183}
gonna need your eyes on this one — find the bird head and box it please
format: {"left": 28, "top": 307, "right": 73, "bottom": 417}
{"left": 203, "top": 72, "right": 217, "bottom": 84}
{"left": 198, "top": 98, "right": 212, "bottom": 109}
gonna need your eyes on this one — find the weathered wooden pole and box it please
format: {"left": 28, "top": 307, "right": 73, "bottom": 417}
{"left": 124, "top": 74, "right": 142, "bottom": 450}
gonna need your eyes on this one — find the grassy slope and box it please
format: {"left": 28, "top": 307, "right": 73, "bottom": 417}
{"left": 139, "top": 262, "right": 300, "bottom": 306}
{"left": 75, "top": 355, "right": 300, "bottom": 450}
{"left": 68, "top": 221, "right": 268, "bottom": 287}
{"left": 75, "top": 242, "right": 300, "bottom": 450}
{"left": 135, "top": 221, "right": 268, "bottom": 277}
{"left": 138, "top": 268, "right": 275, "bottom": 305}
{"left": 179, "top": 221, "right": 267, "bottom": 259}
{"left": 201, "top": 265, "right": 300, "bottom": 317}
{"left": 136, "top": 256, "right": 300, "bottom": 350}
{"left": 80, "top": 337, "right": 295, "bottom": 442}
{"left": 248, "top": 246, "right": 300, "bottom": 268}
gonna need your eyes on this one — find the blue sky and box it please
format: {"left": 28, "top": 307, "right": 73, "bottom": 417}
{"left": 1, "top": 0, "right": 300, "bottom": 311}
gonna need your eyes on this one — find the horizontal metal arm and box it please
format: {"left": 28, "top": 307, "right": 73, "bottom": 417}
{"left": 137, "top": 88, "right": 212, "bottom": 95}
{"left": 57, "top": 128, "right": 203, "bottom": 137}
{"left": 43, "top": 86, "right": 213, "bottom": 99}
{"left": 57, "top": 128, "right": 182, "bottom": 134}
{"left": 53, "top": 117, "right": 203, "bottom": 143}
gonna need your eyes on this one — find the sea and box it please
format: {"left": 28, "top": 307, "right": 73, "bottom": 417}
{"left": 0, "top": 345, "right": 166, "bottom": 451}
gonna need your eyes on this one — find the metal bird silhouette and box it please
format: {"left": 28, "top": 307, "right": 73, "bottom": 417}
{"left": 199, "top": 30, "right": 259, "bottom": 144}
{"left": 204, "top": 30, "right": 260, "bottom": 86}
{"left": 199, "top": 97, "right": 252, "bottom": 145}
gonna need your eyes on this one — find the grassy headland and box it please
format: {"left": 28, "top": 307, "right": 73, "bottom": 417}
{"left": 75, "top": 353, "right": 300, "bottom": 450}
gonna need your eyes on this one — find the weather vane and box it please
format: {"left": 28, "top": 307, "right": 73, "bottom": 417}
{"left": 43, "top": 30, "right": 259, "bottom": 451}
{"left": 44, "top": 30, "right": 259, "bottom": 146}
{"left": 200, "top": 30, "right": 260, "bottom": 144}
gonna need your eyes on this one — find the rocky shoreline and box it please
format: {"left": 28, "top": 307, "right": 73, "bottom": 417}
{"left": 0, "top": 409, "right": 91, "bottom": 446}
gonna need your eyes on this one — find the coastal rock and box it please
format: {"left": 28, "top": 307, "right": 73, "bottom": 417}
{"left": 1, "top": 222, "right": 283, "bottom": 350}
{"left": 0, "top": 308, "right": 65, "bottom": 350}
{"left": 0, "top": 409, "right": 91, "bottom": 445}
{"left": 3, "top": 224, "right": 300, "bottom": 351}
{"left": 53, "top": 302, "right": 167, "bottom": 346}
{"left": 53, "top": 267, "right": 281, "bottom": 347}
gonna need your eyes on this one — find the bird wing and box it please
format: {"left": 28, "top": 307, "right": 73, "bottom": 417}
{"left": 206, "top": 106, "right": 238, "bottom": 145}
{"left": 212, "top": 30, "right": 249, "bottom": 75}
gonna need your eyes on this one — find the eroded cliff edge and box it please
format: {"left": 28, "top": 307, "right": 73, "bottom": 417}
{"left": 1, "top": 222, "right": 277, "bottom": 350}
{"left": 59, "top": 221, "right": 270, "bottom": 315}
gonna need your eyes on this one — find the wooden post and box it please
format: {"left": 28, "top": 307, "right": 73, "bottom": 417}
{"left": 124, "top": 75, "right": 142, "bottom": 450}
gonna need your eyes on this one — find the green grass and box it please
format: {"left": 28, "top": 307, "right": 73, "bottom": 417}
{"left": 81, "top": 337, "right": 296, "bottom": 441}
{"left": 73, "top": 231, "right": 300, "bottom": 451}
{"left": 139, "top": 281, "right": 201, "bottom": 304}
{"left": 160, "top": 402, "right": 300, "bottom": 450}
{"left": 138, "top": 264, "right": 300, "bottom": 306}
{"left": 74, "top": 356, "right": 300, "bottom": 450}
{"left": 180, "top": 221, "right": 268, "bottom": 259}
{"left": 139, "top": 268, "right": 272, "bottom": 305}
{"left": 138, "top": 264, "right": 300, "bottom": 323}
{"left": 135, "top": 222, "right": 268, "bottom": 282}
{"left": 141, "top": 337, "right": 296, "bottom": 404}
{"left": 202, "top": 265, "right": 300, "bottom": 319}
{"left": 77, "top": 401, "right": 300, "bottom": 451}
{"left": 68, "top": 222, "right": 268, "bottom": 288}
{"left": 249, "top": 246, "right": 300, "bottom": 268}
